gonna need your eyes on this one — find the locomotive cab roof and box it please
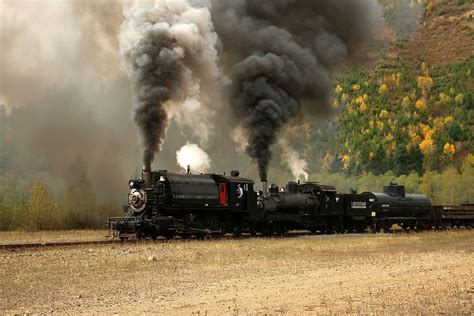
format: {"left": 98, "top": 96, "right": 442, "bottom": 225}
{"left": 211, "top": 174, "right": 254, "bottom": 184}
{"left": 298, "top": 182, "right": 336, "bottom": 194}
{"left": 150, "top": 170, "right": 254, "bottom": 185}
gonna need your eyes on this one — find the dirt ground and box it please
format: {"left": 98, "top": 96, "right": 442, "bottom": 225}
{"left": 1, "top": 231, "right": 473, "bottom": 314}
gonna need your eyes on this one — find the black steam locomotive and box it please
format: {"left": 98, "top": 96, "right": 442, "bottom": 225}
{"left": 107, "top": 168, "right": 474, "bottom": 239}
{"left": 108, "top": 167, "right": 257, "bottom": 239}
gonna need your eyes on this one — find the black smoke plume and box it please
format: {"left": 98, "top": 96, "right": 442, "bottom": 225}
{"left": 120, "top": 1, "right": 220, "bottom": 170}
{"left": 211, "top": 0, "right": 382, "bottom": 181}
{"left": 127, "top": 33, "right": 176, "bottom": 170}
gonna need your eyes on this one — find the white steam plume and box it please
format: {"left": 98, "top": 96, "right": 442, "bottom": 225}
{"left": 176, "top": 143, "right": 211, "bottom": 173}
{"left": 279, "top": 139, "right": 309, "bottom": 182}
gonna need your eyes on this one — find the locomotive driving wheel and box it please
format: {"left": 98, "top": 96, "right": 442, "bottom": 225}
{"left": 233, "top": 226, "right": 242, "bottom": 237}
{"left": 209, "top": 219, "right": 224, "bottom": 237}
{"left": 193, "top": 218, "right": 210, "bottom": 238}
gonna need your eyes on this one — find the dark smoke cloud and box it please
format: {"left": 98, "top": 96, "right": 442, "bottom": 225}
{"left": 120, "top": 1, "right": 220, "bottom": 170}
{"left": 0, "top": 0, "right": 125, "bottom": 109}
{"left": 0, "top": 1, "right": 139, "bottom": 202}
{"left": 0, "top": 0, "right": 393, "bottom": 201}
{"left": 210, "top": 0, "right": 382, "bottom": 181}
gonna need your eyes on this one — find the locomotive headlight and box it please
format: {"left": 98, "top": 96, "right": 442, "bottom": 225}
{"left": 129, "top": 180, "right": 135, "bottom": 187}
{"left": 128, "top": 188, "right": 147, "bottom": 212}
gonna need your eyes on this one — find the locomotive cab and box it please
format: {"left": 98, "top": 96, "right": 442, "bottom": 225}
{"left": 211, "top": 171, "right": 256, "bottom": 213}
{"left": 298, "top": 182, "right": 338, "bottom": 216}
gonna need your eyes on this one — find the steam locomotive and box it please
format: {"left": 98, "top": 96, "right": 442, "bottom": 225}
{"left": 107, "top": 167, "right": 474, "bottom": 239}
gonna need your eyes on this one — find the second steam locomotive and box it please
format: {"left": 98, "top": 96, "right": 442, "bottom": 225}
{"left": 108, "top": 167, "right": 474, "bottom": 239}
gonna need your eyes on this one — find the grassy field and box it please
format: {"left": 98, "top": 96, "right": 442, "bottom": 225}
{"left": 0, "top": 230, "right": 110, "bottom": 245}
{"left": 1, "top": 231, "right": 473, "bottom": 314}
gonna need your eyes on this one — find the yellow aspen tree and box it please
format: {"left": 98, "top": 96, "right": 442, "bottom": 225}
{"left": 27, "top": 183, "right": 56, "bottom": 231}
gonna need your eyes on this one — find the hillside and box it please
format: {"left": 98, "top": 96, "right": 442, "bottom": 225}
{"left": 393, "top": 0, "right": 473, "bottom": 66}
{"left": 271, "top": 0, "right": 474, "bottom": 203}
{"left": 286, "top": 0, "right": 473, "bottom": 176}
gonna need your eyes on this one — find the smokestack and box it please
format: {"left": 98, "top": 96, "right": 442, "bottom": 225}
{"left": 261, "top": 181, "right": 268, "bottom": 196}
{"left": 187, "top": 164, "right": 191, "bottom": 175}
{"left": 142, "top": 166, "right": 151, "bottom": 189}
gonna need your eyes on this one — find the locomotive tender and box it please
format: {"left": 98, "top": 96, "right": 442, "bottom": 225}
{"left": 108, "top": 167, "right": 474, "bottom": 239}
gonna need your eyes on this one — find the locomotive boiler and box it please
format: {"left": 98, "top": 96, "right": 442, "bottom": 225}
{"left": 255, "top": 181, "right": 341, "bottom": 234}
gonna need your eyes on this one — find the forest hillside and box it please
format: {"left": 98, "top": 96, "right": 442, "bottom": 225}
{"left": 280, "top": 0, "right": 473, "bottom": 204}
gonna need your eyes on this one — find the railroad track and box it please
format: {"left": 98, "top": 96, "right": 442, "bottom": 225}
{"left": 0, "top": 239, "right": 119, "bottom": 250}
{"left": 2, "top": 228, "right": 470, "bottom": 251}
{"left": 0, "top": 232, "right": 314, "bottom": 250}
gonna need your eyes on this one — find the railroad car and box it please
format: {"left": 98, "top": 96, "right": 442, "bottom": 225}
{"left": 362, "top": 183, "right": 432, "bottom": 231}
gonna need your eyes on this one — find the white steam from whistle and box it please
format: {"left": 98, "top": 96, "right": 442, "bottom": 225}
{"left": 279, "top": 139, "right": 309, "bottom": 182}
{"left": 176, "top": 143, "right": 211, "bottom": 173}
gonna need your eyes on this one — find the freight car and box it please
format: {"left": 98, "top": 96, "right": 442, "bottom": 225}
{"left": 340, "top": 183, "right": 474, "bottom": 232}
{"left": 108, "top": 168, "right": 474, "bottom": 239}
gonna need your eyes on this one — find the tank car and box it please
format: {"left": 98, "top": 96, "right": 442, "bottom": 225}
{"left": 362, "top": 183, "right": 431, "bottom": 231}
{"left": 338, "top": 183, "right": 432, "bottom": 231}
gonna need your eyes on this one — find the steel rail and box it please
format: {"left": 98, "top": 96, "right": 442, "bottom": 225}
{"left": 0, "top": 239, "right": 119, "bottom": 250}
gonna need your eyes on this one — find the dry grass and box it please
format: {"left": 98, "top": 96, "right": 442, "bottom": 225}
{"left": 1, "top": 231, "right": 473, "bottom": 314}
{"left": 0, "top": 230, "right": 109, "bottom": 245}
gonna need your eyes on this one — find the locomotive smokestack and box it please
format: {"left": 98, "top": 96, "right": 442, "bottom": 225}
{"left": 187, "top": 164, "right": 191, "bottom": 175}
{"left": 142, "top": 166, "right": 151, "bottom": 189}
{"left": 261, "top": 181, "right": 268, "bottom": 196}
